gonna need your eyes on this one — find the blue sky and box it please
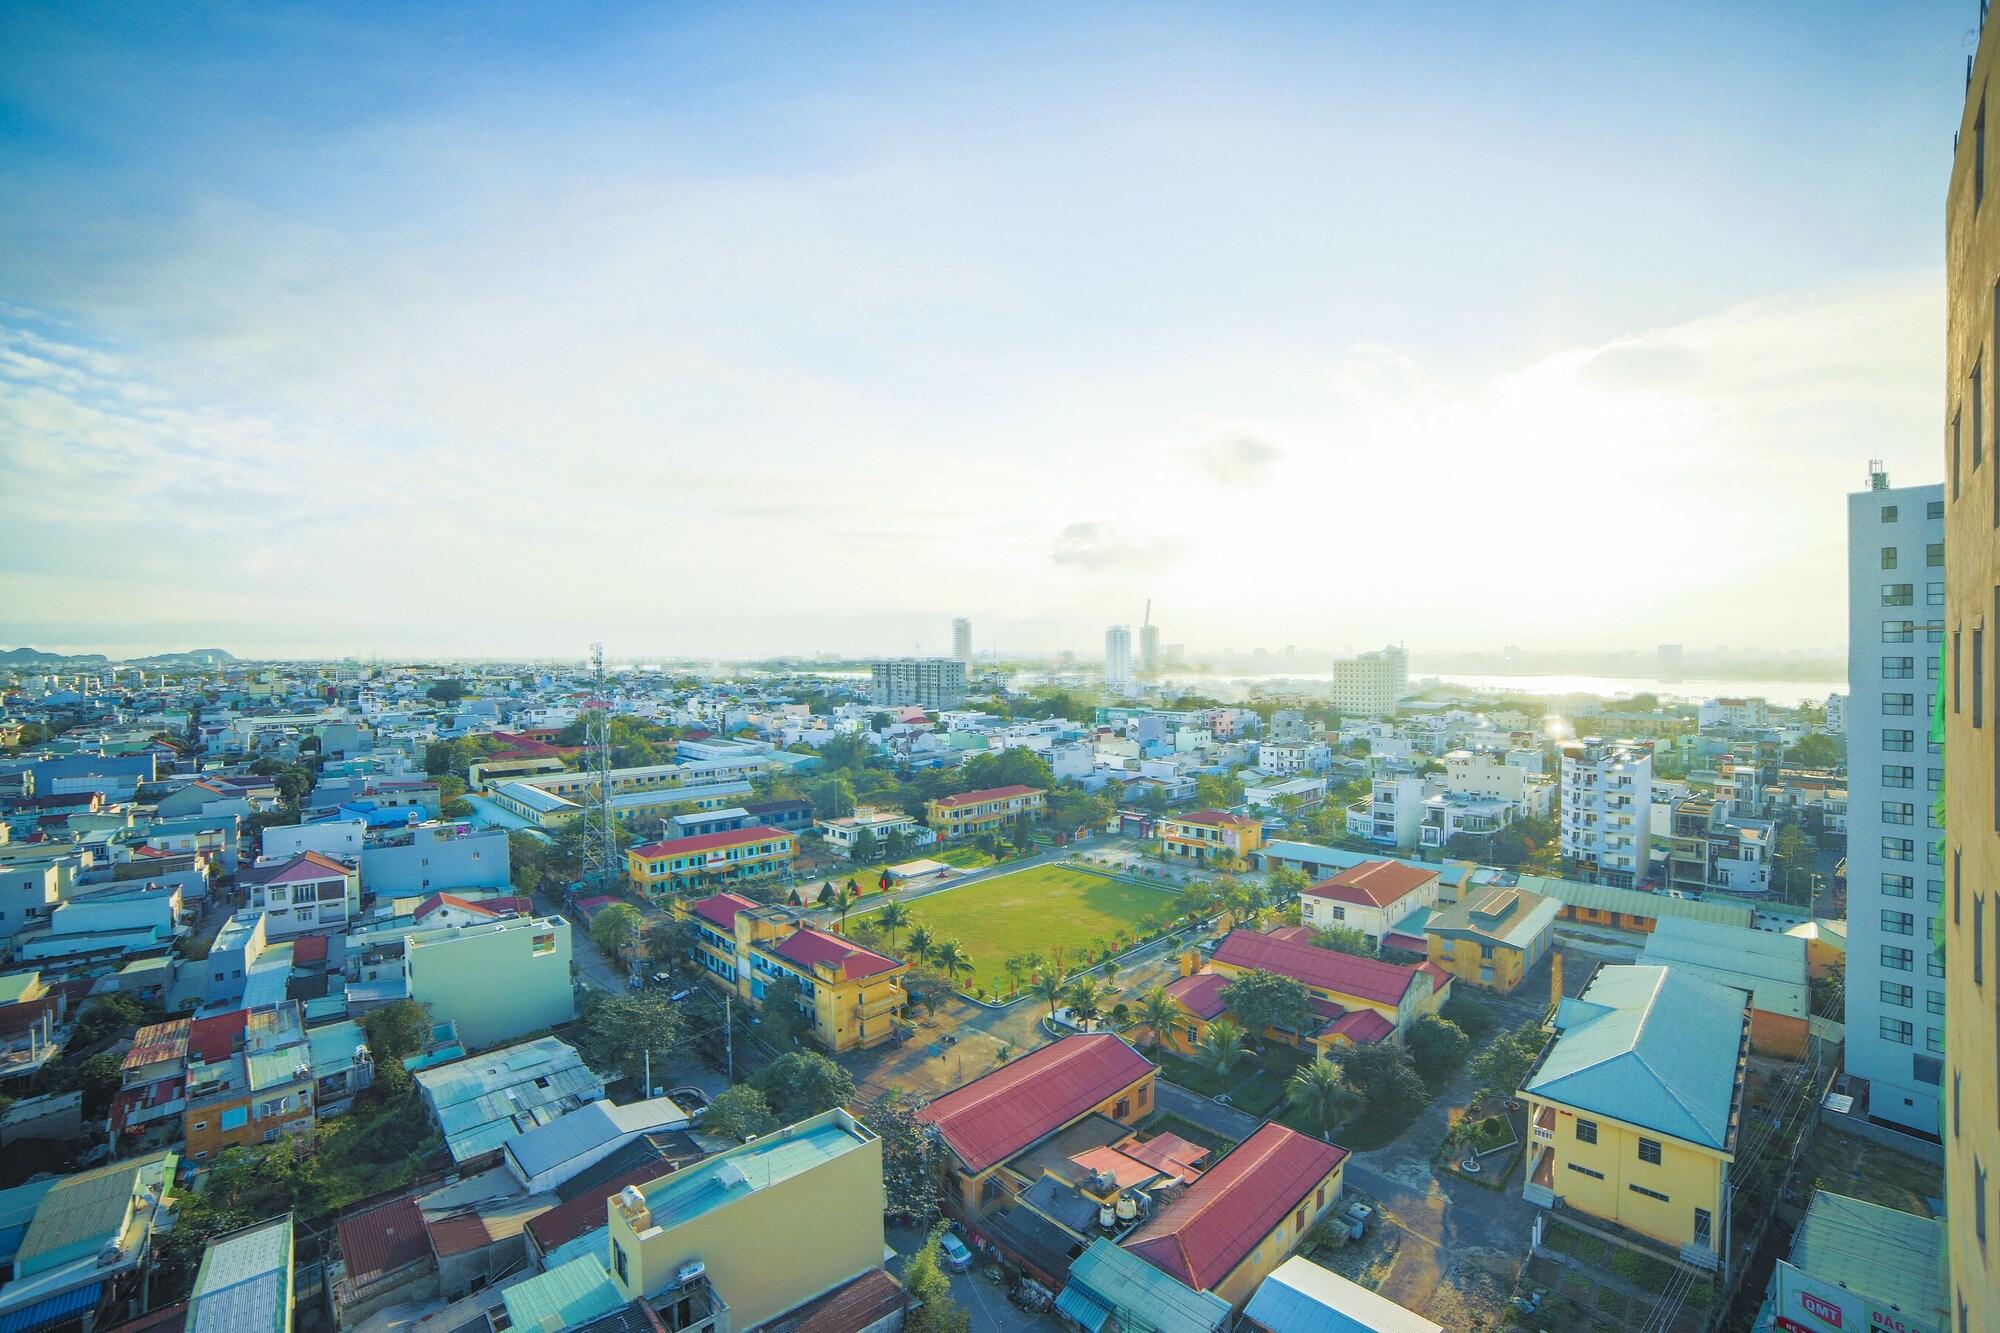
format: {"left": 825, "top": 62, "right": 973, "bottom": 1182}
{"left": 0, "top": 2, "right": 1972, "bottom": 659}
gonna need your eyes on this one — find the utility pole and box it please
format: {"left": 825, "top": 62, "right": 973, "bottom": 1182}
{"left": 725, "top": 992, "right": 734, "bottom": 1082}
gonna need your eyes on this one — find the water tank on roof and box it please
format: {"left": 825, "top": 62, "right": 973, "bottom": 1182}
{"left": 1098, "top": 1205, "right": 1117, "bottom": 1231}
{"left": 1115, "top": 1194, "right": 1138, "bottom": 1222}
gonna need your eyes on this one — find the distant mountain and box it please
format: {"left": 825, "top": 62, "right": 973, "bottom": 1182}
{"left": 0, "top": 646, "right": 237, "bottom": 667}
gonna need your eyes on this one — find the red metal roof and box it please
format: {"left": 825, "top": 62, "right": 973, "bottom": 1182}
{"left": 789, "top": 1267, "right": 908, "bottom": 1333}
{"left": 424, "top": 1211, "right": 493, "bottom": 1258}
{"left": 1382, "top": 932, "right": 1429, "bottom": 954}
{"left": 1304, "top": 860, "right": 1437, "bottom": 908}
{"left": 187, "top": 1010, "right": 247, "bottom": 1063}
{"left": 245, "top": 851, "right": 353, "bottom": 885}
{"left": 1163, "top": 972, "right": 1229, "bottom": 1021}
{"left": 291, "top": 934, "right": 330, "bottom": 964}
{"left": 917, "top": 1034, "right": 1155, "bottom": 1173}
{"left": 689, "top": 892, "right": 758, "bottom": 931}
{"left": 1416, "top": 961, "right": 1454, "bottom": 994}
{"left": 338, "top": 1194, "right": 432, "bottom": 1284}
{"left": 412, "top": 892, "right": 507, "bottom": 922}
{"left": 1123, "top": 1122, "right": 1347, "bottom": 1291}
{"left": 122, "top": 1019, "right": 190, "bottom": 1071}
{"left": 629, "top": 825, "right": 790, "bottom": 858}
{"left": 770, "top": 927, "right": 901, "bottom": 981}
{"left": 1323, "top": 1009, "right": 1395, "bottom": 1044}
{"left": 1119, "top": 1131, "right": 1208, "bottom": 1183}
{"left": 525, "top": 1162, "right": 667, "bottom": 1252}
{"left": 1166, "top": 809, "right": 1258, "bottom": 829}
{"left": 930, "top": 784, "right": 1044, "bottom": 810}
{"left": 1210, "top": 929, "right": 1423, "bottom": 1006}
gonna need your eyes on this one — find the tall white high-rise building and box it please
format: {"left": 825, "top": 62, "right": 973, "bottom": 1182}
{"left": 1845, "top": 464, "right": 1945, "bottom": 1136}
{"left": 1329, "top": 645, "right": 1408, "bottom": 717}
{"left": 1104, "top": 625, "right": 1134, "bottom": 691}
{"left": 1558, "top": 739, "right": 1653, "bottom": 889}
{"left": 952, "top": 617, "right": 973, "bottom": 669}
{"left": 1140, "top": 623, "right": 1160, "bottom": 677}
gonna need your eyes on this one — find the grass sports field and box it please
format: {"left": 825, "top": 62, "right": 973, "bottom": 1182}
{"left": 861, "top": 862, "right": 1182, "bottom": 996}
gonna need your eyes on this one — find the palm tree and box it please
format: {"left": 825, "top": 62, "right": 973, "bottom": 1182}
{"left": 1064, "top": 977, "right": 1106, "bottom": 1029}
{"left": 933, "top": 939, "right": 973, "bottom": 989}
{"left": 1287, "top": 1057, "right": 1359, "bottom": 1138}
{"left": 1139, "top": 986, "right": 1184, "bottom": 1054}
{"left": 1002, "top": 955, "right": 1027, "bottom": 998}
{"left": 832, "top": 884, "right": 857, "bottom": 932}
{"left": 1048, "top": 945, "right": 1069, "bottom": 981}
{"left": 877, "top": 900, "right": 910, "bottom": 950}
{"left": 905, "top": 925, "right": 937, "bottom": 971}
{"left": 1032, "top": 972, "right": 1067, "bottom": 1022}
{"left": 1198, "top": 1018, "right": 1246, "bottom": 1075}
{"left": 1022, "top": 950, "right": 1046, "bottom": 982}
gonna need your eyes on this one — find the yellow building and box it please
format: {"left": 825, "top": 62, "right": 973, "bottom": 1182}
{"left": 1124, "top": 1121, "right": 1348, "bottom": 1311}
{"left": 1424, "top": 884, "right": 1561, "bottom": 994}
{"left": 679, "top": 892, "right": 907, "bottom": 1051}
{"left": 627, "top": 825, "right": 795, "bottom": 898}
{"left": 1157, "top": 810, "right": 1264, "bottom": 867}
{"left": 1520, "top": 964, "right": 1749, "bottom": 1270}
{"left": 1947, "top": 19, "right": 2000, "bottom": 1326}
{"left": 925, "top": 784, "right": 1046, "bottom": 840}
{"left": 917, "top": 1033, "right": 1158, "bottom": 1216}
{"left": 602, "top": 1108, "right": 886, "bottom": 1332}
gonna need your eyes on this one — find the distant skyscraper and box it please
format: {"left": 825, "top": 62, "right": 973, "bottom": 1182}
{"left": 1330, "top": 644, "right": 1408, "bottom": 717}
{"left": 952, "top": 617, "right": 973, "bottom": 669}
{"left": 1104, "top": 625, "right": 1134, "bottom": 691}
{"left": 870, "top": 658, "right": 967, "bottom": 709}
{"left": 1140, "top": 624, "right": 1160, "bottom": 676}
{"left": 1846, "top": 464, "right": 1943, "bottom": 1139}
{"left": 1655, "top": 643, "right": 1684, "bottom": 682}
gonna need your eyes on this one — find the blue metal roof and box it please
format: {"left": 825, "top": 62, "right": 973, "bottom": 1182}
{"left": 0, "top": 1280, "right": 101, "bottom": 1333}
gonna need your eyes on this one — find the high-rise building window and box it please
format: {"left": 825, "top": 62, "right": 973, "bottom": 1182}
{"left": 1883, "top": 945, "right": 1914, "bottom": 972}
{"left": 1883, "top": 873, "right": 1914, "bottom": 898}
{"left": 1884, "top": 504, "right": 1901, "bottom": 523}
{"left": 1882, "top": 546, "right": 1899, "bottom": 570}
{"left": 1930, "top": 541, "right": 1946, "bottom": 567}
{"left": 1885, "top": 620, "right": 1915, "bottom": 643}
{"left": 1932, "top": 499, "right": 1947, "bottom": 520}
{"left": 1880, "top": 1017, "right": 1914, "bottom": 1045}
{"left": 1884, "top": 584, "right": 1914, "bottom": 607}
{"left": 1884, "top": 694, "right": 1916, "bottom": 717}
{"left": 1885, "top": 656, "right": 1916, "bottom": 679}
{"left": 1882, "top": 909, "right": 1915, "bottom": 936}
{"left": 1881, "top": 981, "right": 1913, "bottom": 1007}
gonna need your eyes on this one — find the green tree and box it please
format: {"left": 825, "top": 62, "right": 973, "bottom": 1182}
{"left": 877, "top": 900, "right": 911, "bottom": 950}
{"left": 832, "top": 883, "right": 859, "bottom": 932}
{"left": 590, "top": 902, "right": 643, "bottom": 960}
{"left": 905, "top": 925, "right": 938, "bottom": 970}
{"left": 1286, "top": 1057, "right": 1359, "bottom": 1138}
{"left": 1198, "top": 1017, "right": 1246, "bottom": 1074}
{"left": 1063, "top": 976, "right": 1106, "bottom": 1028}
{"left": 1218, "top": 969, "right": 1317, "bottom": 1041}
{"left": 1309, "top": 923, "right": 1378, "bottom": 958}
{"left": 361, "top": 999, "right": 431, "bottom": 1065}
{"left": 903, "top": 1224, "right": 973, "bottom": 1333}
{"left": 1337, "top": 1043, "right": 1429, "bottom": 1121}
{"left": 932, "top": 939, "right": 973, "bottom": 989}
{"left": 1033, "top": 972, "right": 1068, "bottom": 1021}
{"left": 1001, "top": 955, "right": 1027, "bottom": 998}
{"left": 1786, "top": 732, "right": 1841, "bottom": 769}
{"left": 849, "top": 826, "right": 881, "bottom": 866}
{"left": 66, "top": 994, "right": 161, "bottom": 1051}
{"left": 507, "top": 831, "right": 548, "bottom": 895}
{"left": 703, "top": 1084, "right": 778, "bottom": 1142}
{"left": 1406, "top": 1013, "right": 1471, "bottom": 1084}
{"left": 807, "top": 774, "right": 858, "bottom": 819}
{"left": 1469, "top": 1021, "right": 1549, "bottom": 1097}
{"left": 753, "top": 1050, "right": 856, "bottom": 1118}
{"left": 759, "top": 976, "right": 812, "bottom": 1046}
{"left": 646, "top": 917, "right": 697, "bottom": 967}
{"left": 578, "top": 992, "right": 685, "bottom": 1084}
{"left": 1139, "top": 986, "right": 1185, "bottom": 1053}
{"left": 1194, "top": 772, "right": 1246, "bottom": 810}
{"left": 75, "top": 1051, "right": 125, "bottom": 1116}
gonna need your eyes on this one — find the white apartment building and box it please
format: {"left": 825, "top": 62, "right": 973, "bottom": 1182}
{"left": 1824, "top": 693, "right": 1848, "bottom": 734}
{"left": 1559, "top": 739, "right": 1653, "bottom": 888}
{"left": 1330, "top": 645, "right": 1408, "bottom": 718}
{"left": 1698, "top": 697, "right": 1770, "bottom": 730}
{"left": 952, "top": 617, "right": 973, "bottom": 668}
{"left": 1440, "top": 750, "right": 1532, "bottom": 804}
{"left": 869, "top": 658, "right": 967, "bottom": 709}
{"left": 1105, "top": 625, "right": 1134, "bottom": 692}
{"left": 1845, "top": 468, "right": 1945, "bottom": 1136}
{"left": 1345, "top": 774, "right": 1426, "bottom": 850}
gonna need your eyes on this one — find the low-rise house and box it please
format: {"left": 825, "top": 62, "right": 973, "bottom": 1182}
{"left": 812, "top": 807, "right": 930, "bottom": 859}
{"left": 109, "top": 1018, "right": 189, "bottom": 1147}
{"left": 925, "top": 785, "right": 1047, "bottom": 841}
{"left": 1423, "top": 884, "right": 1560, "bottom": 994}
{"left": 1156, "top": 811, "right": 1263, "bottom": 868}
{"left": 242, "top": 852, "right": 360, "bottom": 937}
{"left": 183, "top": 1004, "right": 316, "bottom": 1162}
{"left": 0, "top": 1150, "right": 178, "bottom": 1333}
{"left": 404, "top": 913, "right": 575, "bottom": 1051}
{"left": 1054, "top": 1239, "right": 1231, "bottom": 1333}
{"left": 1122, "top": 1121, "right": 1348, "bottom": 1311}
{"left": 625, "top": 826, "right": 796, "bottom": 899}
{"left": 917, "top": 1033, "right": 1158, "bottom": 1217}
{"left": 1343, "top": 776, "right": 1426, "bottom": 851}
{"left": 360, "top": 822, "right": 509, "bottom": 896}
{"left": 187, "top": 1214, "right": 293, "bottom": 1333}
{"left": 413, "top": 1036, "right": 606, "bottom": 1165}
{"left": 592, "top": 1108, "right": 887, "bottom": 1332}
{"left": 1761, "top": 1191, "right": 1946, "bottom": 1333}
{"left": 1520, "top": 964, "right": 1750, "bottom": 1270}
{"left": 1170, "top": 929, "right": 1449, "bottom": 1055}
{"left": 1299, "top": 860, "right": 1440, "bottom": 947}
{"left": 1637, "top": 917, "right": 1810, "bottom": 1057}
{"left": 680, "top": 892, "right": 907, "bottom": 1052}
{"left": 1241, "top": 1255, "right": 1443, "bottom": 1332}
{"left": 1663, "top": 795, "right": 1774, "bottom": 896}
{"left": 501, "top": 1096, "right": 694, "bottom": 1194}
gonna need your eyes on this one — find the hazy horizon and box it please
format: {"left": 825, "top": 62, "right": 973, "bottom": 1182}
{"left": 1, "top": 3, "right": 1966, "bottom": 657}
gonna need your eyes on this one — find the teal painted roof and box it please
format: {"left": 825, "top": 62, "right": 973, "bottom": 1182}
{"left": 1788, "top": 1191, "right": 1946, "bottom": 1322}
{"left": 642, "top": 1116, "right": 867, "bottom": 1234}
{"left": 306, "top": 1021, "right": 367, "bottom": 1079}
{"left": 1525, "top": 965, "right": 1747, "bottom": 1151}
{"left": 188, "top": 1215, "right": 292, "bottom": 1333}
{"left": 1062, "top": 1239, "right": 1231, "bottom": 1333}
{"left": 501, "top": 1255, "right": 625, "bottom": 1332}
{"left": 1514, "top": 874, "right": 1754, "bottom": 929}
{"left": 16, "top": 1152, "right": 173, "bottom": 1279}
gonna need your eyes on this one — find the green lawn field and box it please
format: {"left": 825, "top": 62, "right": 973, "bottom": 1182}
{"left": 859, "top": 863, "right": 1182, "bottom": 997}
